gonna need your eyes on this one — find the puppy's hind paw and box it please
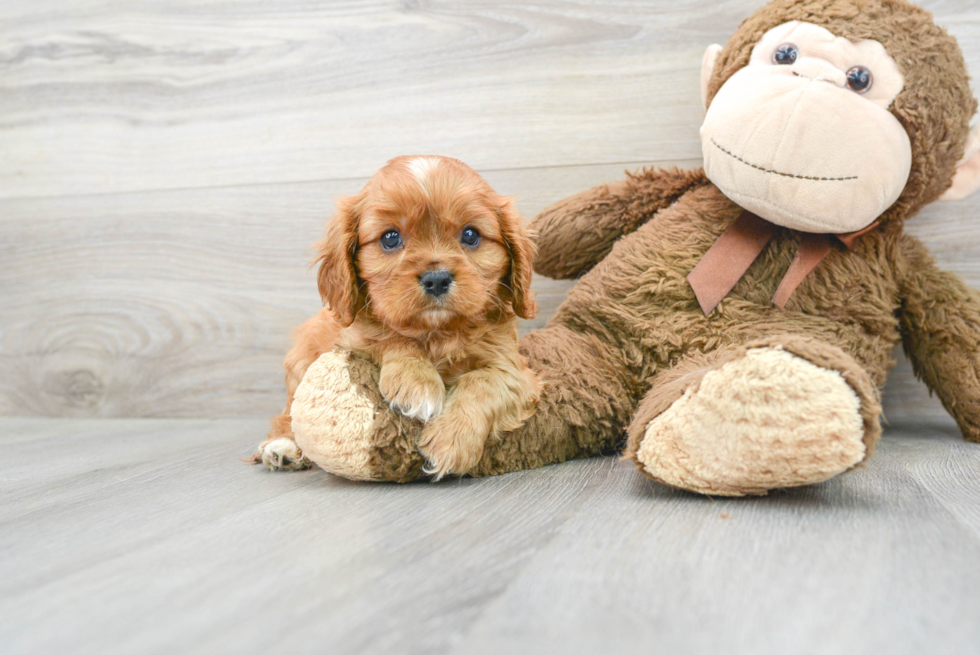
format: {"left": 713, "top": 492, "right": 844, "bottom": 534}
{"left": 252, "top": 438, "right": 312, "bottom": 471}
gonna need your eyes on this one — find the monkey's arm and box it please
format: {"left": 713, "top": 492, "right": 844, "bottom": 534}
{"left": 898, "top": 234, "right": 980, "bottom": 441}
{"left": 532, "top": 167, "right": 707, "bottom": 279}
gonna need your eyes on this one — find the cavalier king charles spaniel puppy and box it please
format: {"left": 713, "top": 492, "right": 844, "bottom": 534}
{"left": 252, "top": 155, "right": 540, "bottom": 478}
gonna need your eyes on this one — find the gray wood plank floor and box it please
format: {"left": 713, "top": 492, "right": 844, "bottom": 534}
{"left": 2, "top": 418, "right": 979, "bottom": 655}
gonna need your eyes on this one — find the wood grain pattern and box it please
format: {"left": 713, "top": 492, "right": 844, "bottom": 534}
{"left": 1, "top": 0, "right": 979, "bottom": 427}
{"left": 1, "top": 165, "right": 976, "bottom": 422}
{"left": 0, "top": 161, "right": 668, "bottom": 418}
{"left": 0, "top": 1, "right": 715, "bottom": 198}
{"left": 2, "top": 0, "right": 978, "bottom": 199}
{"left": 1, "top": 418, "right": 979, "bottom": 654}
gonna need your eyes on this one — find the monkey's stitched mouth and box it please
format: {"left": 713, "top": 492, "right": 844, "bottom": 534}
{"left": 711, "top": 139, "right": 857, "bottom": 181}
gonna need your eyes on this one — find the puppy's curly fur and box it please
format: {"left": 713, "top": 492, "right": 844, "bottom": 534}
{"left": 252, "top": 156, "right": 540, "bottom": 477}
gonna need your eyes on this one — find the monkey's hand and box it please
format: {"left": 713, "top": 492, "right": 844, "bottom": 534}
{"left": 899, "top": 235, "right": 980, "bottom": 442}
{"left": 532, "top": 167, "right": 707, "bottom": 279}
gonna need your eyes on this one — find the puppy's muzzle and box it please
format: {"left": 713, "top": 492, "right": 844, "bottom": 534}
{"left": 420, "top": 270, "right": 453, "bottom": 298}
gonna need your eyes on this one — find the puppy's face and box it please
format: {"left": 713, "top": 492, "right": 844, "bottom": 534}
{"left": 317, "top": 156, "right": 536, "bottom": 332}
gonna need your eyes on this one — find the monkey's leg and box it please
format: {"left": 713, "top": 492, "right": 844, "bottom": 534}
{"left": 624, "top": 335, "right": 882, "bottom": 496}
{"left": 290, "top": 324, "right": 638, "bottom": 482}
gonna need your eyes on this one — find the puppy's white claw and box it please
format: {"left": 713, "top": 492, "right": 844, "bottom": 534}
{"left": 422, "top": 459, "right": 451, "bottom": 481}
{"left": 378, "top": 361, "right": 445, "bottom": 423}
{"left": 255, "top": 438, "right": 312, "bottom": 471}
{"left": 389, "top": 396, "right": 443, "bottom": 422}
{"left": 413, "top": 397, "right": 443, "bottom": 422}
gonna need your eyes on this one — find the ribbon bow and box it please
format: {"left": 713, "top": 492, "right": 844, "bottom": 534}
{"left": 687, "top": 210, "right": 878, "bottom": 315}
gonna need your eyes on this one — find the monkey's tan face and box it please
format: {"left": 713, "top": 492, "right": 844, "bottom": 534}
{"left": 701, "top": 21, "right": 912, "bottom": 233}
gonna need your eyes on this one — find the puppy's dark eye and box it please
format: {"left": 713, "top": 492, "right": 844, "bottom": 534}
{"left": 773, "top": 43, "right": 799, "bottom": 65}
{"left": 380, "top": 229, "right": 402, "bottom": 250}
{"left": 460, "top": 226, "right": 481, "bottom": 247}
{"left": 845, "top": 66, "right": 873, "bottom": 93}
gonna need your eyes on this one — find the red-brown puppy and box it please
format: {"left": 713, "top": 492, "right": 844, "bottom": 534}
{"left": 252, "top": 155, "right": 540, "bottom": 478}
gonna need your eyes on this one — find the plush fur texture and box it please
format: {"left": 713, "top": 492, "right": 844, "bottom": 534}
{"left": 290, "top": 350, "right": 380, "bottom": 480}
{"left": 287, "top": 0, "right": 980, "bottom": 495}
{"left": 633, "top": 347, "right": 865, "bottom": 496}
{"left": 254, "top": 155, "right": 540, "bottom": 478}
{"left": 292, "top": 349, "right": 429, "bottom": 482}
{"left": 624, "top": 335, "right": 880, "bottom": 495}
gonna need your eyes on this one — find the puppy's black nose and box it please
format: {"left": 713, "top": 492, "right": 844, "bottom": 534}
{"left": 420, "top": 270, "right": 453, "bottom": 297}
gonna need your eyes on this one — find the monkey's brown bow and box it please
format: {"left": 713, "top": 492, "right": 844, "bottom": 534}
{"left": 687, "top": 210, "right": 878, "bottom": 315}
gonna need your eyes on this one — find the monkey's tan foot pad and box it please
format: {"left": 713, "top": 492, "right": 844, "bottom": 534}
{"left": 633, "top": 347, "right": 866, "bottom": 496}
{"left": 291, "top": 349, "right": 427, "bottom": 482}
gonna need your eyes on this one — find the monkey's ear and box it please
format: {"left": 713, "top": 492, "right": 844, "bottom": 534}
{"left": 941, "top": 123, "right": 980, "bottom": 202}
{"left": 701, "top": 44, "right": 723, "bottom": 112}
{"left": 315, "top": 195, "right": 364, "bottom": 326}
{"left": 496, "top": 197, "right": 538, "bottom": 320}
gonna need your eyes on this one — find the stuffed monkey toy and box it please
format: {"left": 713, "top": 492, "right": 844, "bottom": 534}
{"left": 288, "top": 0, "right": 980, "bottom": 495}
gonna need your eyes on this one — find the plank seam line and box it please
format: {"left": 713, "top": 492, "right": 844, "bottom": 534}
{"left": 0, "top": 158, "right": 703, "bottom": 203}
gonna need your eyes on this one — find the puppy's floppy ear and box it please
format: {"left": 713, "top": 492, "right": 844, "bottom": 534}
{"left": 495, "top": 196, "right": 538, "bottom": 320}
{"left": 315, "top": 194, "right": 364, "bottom": 326}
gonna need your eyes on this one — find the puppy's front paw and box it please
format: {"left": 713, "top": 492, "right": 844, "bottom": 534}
{"left": 252, "top": 437, "right": 312, "bottom": 471}
{"left": 379, "top": 358, "right": 445, "bottom": 421}
{"left": 418, "top": 409, "right": 489, "bottom": 480}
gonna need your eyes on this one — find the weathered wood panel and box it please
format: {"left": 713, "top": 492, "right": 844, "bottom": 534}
{"left": 2, "top": 168, "right": 977, "bottom": 421}
{"left": 1, "top": 0, "right": 979, "bottom": 423}
{"left": 0, "top": 162, "right": 666, "bottom": 417}
{"left": 2, "top": 0, "right": 978, "bottom": 199}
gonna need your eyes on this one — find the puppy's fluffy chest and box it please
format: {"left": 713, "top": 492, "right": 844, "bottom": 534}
{"left": 340, "top": 312, "right": 519, "bottom": 383}
{"left": 425, "top": 338, "right": 488, "bottom": 383}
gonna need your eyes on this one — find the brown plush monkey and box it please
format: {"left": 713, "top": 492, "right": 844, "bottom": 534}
{"left": 288, "top": 0, "right": 980, "bottom": 495}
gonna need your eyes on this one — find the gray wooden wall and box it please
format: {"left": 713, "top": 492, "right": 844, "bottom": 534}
{"left": 2, "top": 0, "right": 979, "bottom": 424}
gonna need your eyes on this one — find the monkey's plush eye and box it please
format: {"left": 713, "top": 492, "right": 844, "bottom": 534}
{"left": 773, "top": 43, "right": 799, "bottom": 65}
{"left": 460, "top": 226, "right": 481, "bottom": 247}
{"left": 380, "top": 229, "right": 402, "bottom": 250}
{"left": 845, "top": 66, "right": 873, "bottom": 93}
